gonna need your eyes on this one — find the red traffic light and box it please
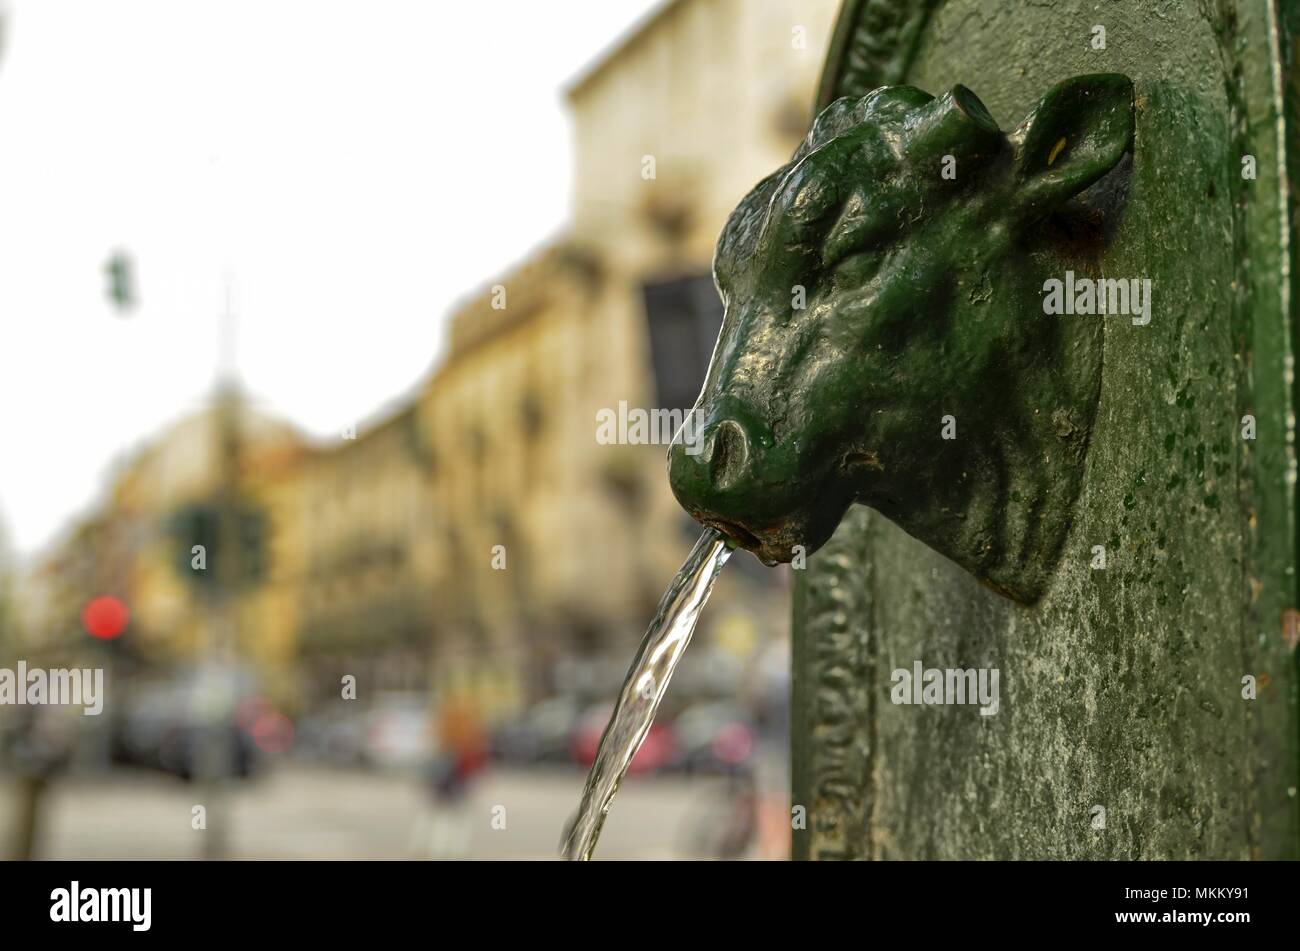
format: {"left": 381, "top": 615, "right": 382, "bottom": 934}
{"left": 82, "top": 596, "right": 129, "bottom": 640}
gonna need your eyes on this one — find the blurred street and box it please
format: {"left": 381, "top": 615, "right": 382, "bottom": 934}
{"left": 0, "top": 761, "right": 779, "bottom": 860}
{"left": 0, "top": 0, "right": 829, "bottom": 864}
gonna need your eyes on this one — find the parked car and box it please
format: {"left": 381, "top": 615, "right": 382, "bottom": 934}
{"left": 111, "top": 665, "right": 268, "bottom": 781}
{"left": 293, "top": 709, "right": 368, "bottom": 765}
{"left": 491, "top": 696, "right": 581, "bottom": 765}
{"left": 361, "top": 692, "right": 432, "bottom": 770}
{"left": 294, "top": 693, "right": 431, "bottom": 770}
{"left": 571, "top": 702, "right": 676, "bottom": 775}
{"left": 671, "top": 701, "right": 755, "bottom": 774}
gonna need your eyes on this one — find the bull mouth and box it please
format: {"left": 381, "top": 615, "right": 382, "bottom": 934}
{"left": 704, "top": 517, "right": 763, "bottom": 553}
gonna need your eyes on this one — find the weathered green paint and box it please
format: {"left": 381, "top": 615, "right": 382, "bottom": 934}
{"left": 679, "top": 0, "right": 1299, "bottom": 859}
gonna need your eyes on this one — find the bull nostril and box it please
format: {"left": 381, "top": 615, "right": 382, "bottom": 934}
{"left": 708, "top": 419, "right": 749, "bottom": 490}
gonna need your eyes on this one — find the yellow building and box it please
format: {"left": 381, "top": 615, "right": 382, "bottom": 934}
{"left": 420, "top": 0, "right": 840, "bottom": 707}
{"left": 11, "top": 514, "right": 118, "bottom": 669}
{"left": 24, "top": 387, "right": 312, "bottom": 706}
{"left": 293, "top": 403, "right": 442, "bottom": 710}
{"left": 567, "top": 0, "right": 838, "bottom": 267}
{"left": 422, "top": 246, "right": 620, "bottom": 710}
{"left": 17, "top": 392, "right": 438, "bottom": 716}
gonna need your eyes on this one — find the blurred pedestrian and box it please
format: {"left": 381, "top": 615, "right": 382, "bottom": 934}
{"left": 414, "top": 696, "right": 488, "bottom": 859}
{"left": 5, "top": 705, "right": 72, "bottom": 859}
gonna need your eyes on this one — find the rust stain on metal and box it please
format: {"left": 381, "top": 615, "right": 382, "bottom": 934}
{"left": 1282, "top": 609, "right": 1300, "bottom": 651}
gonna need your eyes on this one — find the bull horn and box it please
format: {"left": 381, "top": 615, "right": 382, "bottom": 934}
{"left": 908, "top": 85, "right": 1003, "bottom": 166}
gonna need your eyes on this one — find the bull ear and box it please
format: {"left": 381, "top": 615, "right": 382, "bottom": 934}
{"left": 1009, "top": 73, "right": 1134, "bottom": 223}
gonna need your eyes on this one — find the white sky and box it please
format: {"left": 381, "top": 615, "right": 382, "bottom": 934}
{"left": 0, "top": 0, "right": 660, "bottom": 557}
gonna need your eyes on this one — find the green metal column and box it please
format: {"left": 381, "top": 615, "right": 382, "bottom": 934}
{"left": 784, "top": 0, "right": 1299, "bottom": 861}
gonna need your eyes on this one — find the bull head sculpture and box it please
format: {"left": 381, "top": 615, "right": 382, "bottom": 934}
{"left": 668, "top": 74, "right": 1135, "bottom": 603}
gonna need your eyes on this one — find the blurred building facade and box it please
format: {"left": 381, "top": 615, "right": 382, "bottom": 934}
{"left": 294, "top": 404, "right": 441, "bottom": 710}
{"left": 15, "top": 395, "right": 307, "bottom": 698}
{"left": 9, "top": 0, "right": 838, "bottom": 725}
{"left": 420, "top": 0, "right": 839, "bottom": 711}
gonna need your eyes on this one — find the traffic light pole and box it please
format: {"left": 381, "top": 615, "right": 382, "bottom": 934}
{"left": 195, "top": 382, "right": 243, "bottom": 861}
{"left": 194, "top": 274, "right": 243, "bottom": 859}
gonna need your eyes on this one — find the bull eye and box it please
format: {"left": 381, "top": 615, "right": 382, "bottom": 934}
{"left": 822, "top": 199, "right": 898, "bottom": 269}
{"left": 829, "top": 250, "right": 883, "bottom": 289}
{"left": 791, "top": 180, "right": 835, "bottom": 222}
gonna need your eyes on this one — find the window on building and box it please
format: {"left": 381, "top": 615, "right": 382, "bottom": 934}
{"left": 640, "top": 273, "right": 724, "bottom": 414}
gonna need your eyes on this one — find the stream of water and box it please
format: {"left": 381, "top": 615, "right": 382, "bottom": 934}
{"left": 560, "top": 528, "right": 733, "bottom": 861}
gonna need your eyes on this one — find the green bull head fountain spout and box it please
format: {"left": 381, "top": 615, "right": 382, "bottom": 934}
{"left": 668, "top": 73, "right": 1135, "bottom": 603}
